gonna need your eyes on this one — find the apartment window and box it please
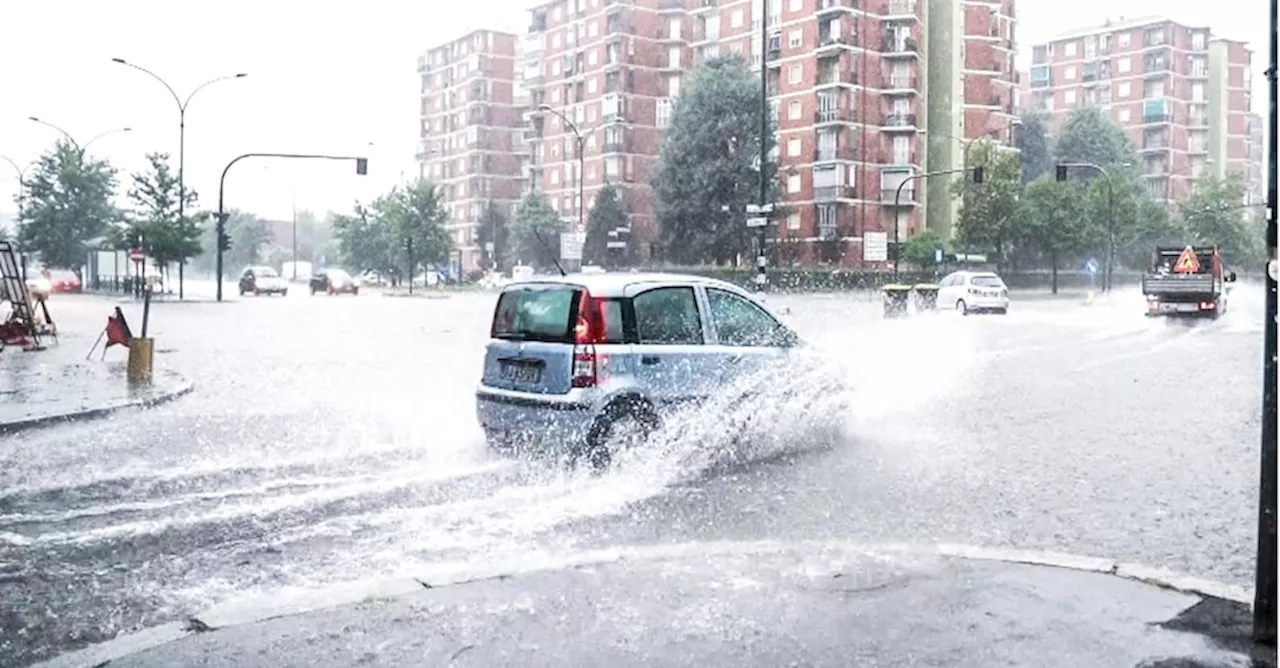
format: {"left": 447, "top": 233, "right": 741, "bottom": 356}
{"left": 1118, "top": 33, "right": 1130, "bottom": 47}
{"left": 588, "top": 49, "right": 598, "bottom": 66}
{"left": 1192, "top": 82, "right": 1205, "bottom": 102}
{"left": 731, "top": 9, "right": 744, "bottom": 28}
{"left": 1064, "top": 42, "right": 1077, "bottom": 57}
{"left": 1118, "top": 81, "right": 1131, "bottom": 98}
{"left": 668, "top": 75, "right": 681, "bottom": 97}
{"left": 787, "top": 173, "right": 801, "bottom": 193}
{"left": 552, "top": 33, "right": 561, "bottom": 48}
{"left": 1064, "top": 66, "right": 1076, "bottom": 81}
{"left": 656, "top": 98, "right": 674, "bottom": 128}
{"left": 668, "top": 46, "right": 681, "bottom": 68}
{"left": 787, "top": 212, "right": 801, "bottom": 230}
{"left": 789, "top": 100, "right": 802, "bottom": 120}
{"left": 787, "top": 137, "right": 801, "bottom": 156}
{"left": 588, "top": 21, "right": 599, "bottom": 37}
{"left": 551, "top": 169, "right": 560, "bottom": 184}
{"left": 789, "top": 29, "right": 802, "bottom": 48}
{"left": 1065, "top": 90, "right": 1077, "bottom": 105}
{"left": 1118, "top": 108, "right": 1131, "bottom": 123}
{"left": 552, "top": 5, "right": 562, "bottom": 19}
{"left": 892, "top": 136, "right": 909, "bottom": 164}
{"left": 668, "top": 17, "right": 681, "bottom": 40}
{"left": 1117, "top": 57, "right": 1130, "bottom": 74}
{"left": 789, "top": 0, "right": 802, "bottom": 10}
{"left": 588, "top": 78, "right": 598, "bottom": 94}
{"left": 788, "top": 64, "right": 802, "bottom": 84}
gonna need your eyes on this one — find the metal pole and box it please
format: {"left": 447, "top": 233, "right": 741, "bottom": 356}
{"left": 291, "top": 187, "right": 298, "bottom": 279}
{"left": 178, "top": 109, "right": 186, "bottom": 300}
{"left": 1059, "top": 162, "right": 1113, "bottom": 291}
{"left": 758, "top": 0, "right": 769, "bottom": 287}
{"left": 893, "top": 177, "right": 909, "bottom": 281}
{"left": 1254, "top": 0, "right": 1277, "bottom": 644}
{"left": 578, "top": 134, "right": 585, "bottom": 269}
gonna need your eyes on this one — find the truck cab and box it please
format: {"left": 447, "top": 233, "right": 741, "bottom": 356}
{"left": 1141, "top": 245, "right": 1237, "bottom": 318}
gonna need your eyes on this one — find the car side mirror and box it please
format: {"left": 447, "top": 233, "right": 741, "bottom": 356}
{"left": 774, "top": 327, "right": 800, "bottom": 348}
{"left": 1226, "top": 271, "right": 1237, "bottom": 283}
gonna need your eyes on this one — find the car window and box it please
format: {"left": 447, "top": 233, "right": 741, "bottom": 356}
{"left": 632, "top": 286, "right": 703, "bottom": 345}
{"left": 491, "top": 286, "right": 578, "bottom": 343}
{"left": 706, "top": 288, "right": 785, "bottom": 347}
{"left": 970, "top": 275, "right": 1004, "bottom": 288}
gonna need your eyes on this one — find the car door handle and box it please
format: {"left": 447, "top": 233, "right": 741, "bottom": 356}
{"left": 641, "top": 355, "right": 661, "bottom": 366}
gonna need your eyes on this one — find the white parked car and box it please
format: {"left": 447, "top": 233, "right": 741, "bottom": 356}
{"left": 937, "top": 270, "right": 1010, "bottom": 315}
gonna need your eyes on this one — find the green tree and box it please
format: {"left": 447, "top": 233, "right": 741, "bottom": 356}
{"left": 651, "top": 54, "right": 779, "bottom": 265}
{"left": 18, "top": 140, "right": 118, "bottom": 271}
{"left": 1053, "top": 107, "right": 1136, "bottom": 171}
{"left": 1015, "top": 113, "right": 1054, "bottom": 183}
{"left": 1081, "top": 167, "right": 1145, "bottom": 272}
{"left": 124, "top": 152, "right": 204, "bottom": 271}
{"left": 583, "top": 184, "right": 628, "bottom": 268}
{"left": 475, "top": 202, "right": 509, "bottom": 272}
{"left": 901, "top": 229, "right": 948, "bottom": 272}
{"left": 332, "top": 201, "right": 395, "bottom": 274}
{"left": 227, "top": 211, "right": 273, "bottom": 269}
{"left": 953, "top": 140, "right": 1022, "bottom": 268}
{"left": 379, "top": 179, "right": 452, "bottom": 276}
{"left": 1016, "top": 177, "right": 1089, "bottom": 293}
{"left": 1179, "top": 174, "right": 1262, "bottom": 265}
{"left": 510, "top": 191, "right": 565, "bottom": 271}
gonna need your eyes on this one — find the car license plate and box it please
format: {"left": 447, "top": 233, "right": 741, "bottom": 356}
{"left": 500, "top": 361, "right": 542, "bottom": 384}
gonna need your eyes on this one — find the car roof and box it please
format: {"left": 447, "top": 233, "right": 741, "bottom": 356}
{"left": 502, "top": 271, "right": 747, "bottom": 298}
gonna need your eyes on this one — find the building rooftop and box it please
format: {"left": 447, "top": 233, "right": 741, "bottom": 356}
{"left": 1046, "top": 15, "right": 1170, "bottom": 42}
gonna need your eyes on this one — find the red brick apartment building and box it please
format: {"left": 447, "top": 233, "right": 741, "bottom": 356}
{"left": 417, "top": 30, "right": 525, "bottom": 272}
{"left": 421, "top": 0, "right": 1018, "bottom": 269}
{"left": 1025, "top": 17, "right": 1255, "bottom": 203}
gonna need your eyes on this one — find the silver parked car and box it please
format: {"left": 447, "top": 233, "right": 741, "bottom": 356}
{"left": 475, "top": 272, "right": 813, "bottom": 468}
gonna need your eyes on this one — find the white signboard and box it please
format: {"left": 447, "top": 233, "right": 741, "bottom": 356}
{"left": 864, "top": 232, "right": 888, "bottom": 262}
{"left": 746, "top": 217, "right": 768, "bottom": 228}
{"left": 560, "top": 232, "right": 585, "bottom": 261}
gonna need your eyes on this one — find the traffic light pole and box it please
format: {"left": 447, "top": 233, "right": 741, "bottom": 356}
{"left": 892, "top": 166, "right": 983, "bottom": 280}
{"left": 1254, "top": 0, "right": 1277, "bottom": 645}
{"left": 215, "top": 153, "right": 368, "bottom": 302}
{"left": 1056, "top": 162, "right": 1114, "bottom": 292}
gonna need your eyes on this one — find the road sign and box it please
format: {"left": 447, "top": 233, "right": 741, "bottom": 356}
{"left": 129, "top": 248, "right": 145, "bottom": 263}
{"left": 1085, "top": 258, "right": 1100, "bottom": 275}
{"left": 934, "top": 248, "right": 943, "bottom": 264}
{"left": 560, "top": 232, "right": 585, "bottom": 261}
{"left": 746, "top": 216, "right": 768, "bottom": 228}
{"left": 863, "top": 232, "right": 888, "bottom": 262}
{"left": 1173, "top": 246, "right": 1200, "bottom": 273}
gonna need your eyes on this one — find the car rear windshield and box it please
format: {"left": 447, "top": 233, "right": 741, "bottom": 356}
{"left": 491, "top": 286, "right": 626, "bottom": 343}
{"left": 970, "top": 275, "right": 1004, "bottom": 288}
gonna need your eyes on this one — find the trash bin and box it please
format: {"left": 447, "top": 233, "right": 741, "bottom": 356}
{"left": 882, "top": 284, "right": 913, "bottom": 318}
{"left": 913, "top": 283, "right": 939, "bottom": 313}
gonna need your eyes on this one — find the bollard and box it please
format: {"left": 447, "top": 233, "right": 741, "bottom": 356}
{"left": 882, "top": 284, "right": 913, "bottom": 318}
{"left": 126, "top": 337, "right": 154, "bottom": 383}
{"left": 913, "top": 283, "right": 940, "bottom": 313}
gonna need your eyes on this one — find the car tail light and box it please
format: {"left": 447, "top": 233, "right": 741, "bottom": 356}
{"left": 1198, "top": 301, "right": 1216, "bottom": 310}
{"left": 968, "top": 287, "right": 980, "bottom": 295}
{"left": 572, "top": 291, "right": 609, "bottom": 388}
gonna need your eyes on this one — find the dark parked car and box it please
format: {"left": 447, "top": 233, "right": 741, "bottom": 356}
{"left": 309, "top": 268, "right": 359, "bottom": 295}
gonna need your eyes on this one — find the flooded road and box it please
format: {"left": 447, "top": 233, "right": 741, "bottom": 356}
{"left": 0, "top": 285, "right": 1265, "bottom": 667}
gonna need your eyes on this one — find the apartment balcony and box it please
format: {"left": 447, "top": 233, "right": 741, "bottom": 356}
{"left": 885, "top": 0, "right": 917, "bottom": 19}
{"left": 882, "top": 37, "right": 919, "bottom": 57}
{"left": 814, "top": 70, "right": 859, "bottom": 89}
{"left": 814, "top": 185, "right": 855, "bottom": 201}
{"left": 815, "top": 0, "right": 851, "bottom": 15}
{"left": 766, "top": 46, "right": 782, "bottom": 67}
{"left": 658, "top": 0, "right": 684, "bottom": 11}
{"left": 691, "top": 0, "right": 717, "bottom": 10}
{"left": 814, "top": 108, "right": 854, "bottom": 125}
{"left": 1141, "top": 112, "right": 1171, "bottom": 124}
{"left": 880, "top": 187, "right": 917, "bottom": 205}
{"left": 815, "top": 33, "right": 855, "bottom": 57}
{"left": 1139, "top": 138, "right": 1169, "bottom": 152}
{"left": 884, "top": 74, "right": 919, "bottom": 93}
{"left": 602, "top": 139, "right": 630, "bottom": 154}
{"left": 1187, "top": 114, "right": 1209, "bottom": 128}
{"left": 882, "top": 114, "right": 918, "bottom": 130}
{"left": 813, "top": 146, "right": 856, "bottom": 163}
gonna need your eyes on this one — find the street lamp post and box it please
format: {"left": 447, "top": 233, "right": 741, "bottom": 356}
{"left": 757, "top": 0, "right": 770, "bottom": 288}
{"left": 28, "top": 117, "right": 132, "bottom": 158}
{"left": 1056, "top": 161, "right": 1115, "bottom": 292}
{"left": 112, "top": 58, "right": 248, "bottom": 301}
{"left": 539, "top": 105, "right": 585, "bottom": 267}
{"left": 1, "top": 155, "right": 33, "bottom": 281}
{"left": 893, "top": 166, "right": 982, "bottom": 281}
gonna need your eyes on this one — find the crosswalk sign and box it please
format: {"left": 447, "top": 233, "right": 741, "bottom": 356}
{"left": 1173, "top": 246, "right": 1201, "bottom": 273}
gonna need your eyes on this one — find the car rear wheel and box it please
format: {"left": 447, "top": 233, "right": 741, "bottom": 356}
{"left": 581, "top": 402, "right": 658, "bottom": 470}
{"left": 956, "top": 299, "right": 969, "bottom": 315}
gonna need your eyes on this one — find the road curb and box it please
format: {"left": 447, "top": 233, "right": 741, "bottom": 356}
{"left": 29, "top": 540, "right": 1254, "bottom": 668}
{"left": 0, "top": 373, "right": 194, "bottom": 436}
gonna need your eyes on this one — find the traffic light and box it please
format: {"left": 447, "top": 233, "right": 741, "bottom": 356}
{"left": 355, "top": 158, "right": 368, "bottom": 176}
{"left": 972, "top": 166, "right": 985, "bottom": 184}
{"left": 217, "top": 231, "right": 231, "bottom": 253}
{"left": 1056, "top": 164, "right": 1069, "bottom": 181}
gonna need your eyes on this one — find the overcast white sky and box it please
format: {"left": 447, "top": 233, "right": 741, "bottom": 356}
{"left": 0, "top": 0, "right": 1268, "bottom": 222}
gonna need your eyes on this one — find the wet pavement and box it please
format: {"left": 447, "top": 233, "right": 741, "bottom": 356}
{"left": 0, "top": 283, "right": 1268, "bottom": 667}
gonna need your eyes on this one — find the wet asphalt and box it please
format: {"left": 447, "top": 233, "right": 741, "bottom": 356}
{"left": 0, "top": 281, "right": 1267, "bottom": 667}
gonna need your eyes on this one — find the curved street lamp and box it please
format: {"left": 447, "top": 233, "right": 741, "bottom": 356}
{"left": 1, "top": 154, "right": 37, "bottom": 280}
{"left": 28, "top": 117, "right": 131, "bottom": 157}
{"left": 111, "top": 58, "right": 248, "bottom": 299}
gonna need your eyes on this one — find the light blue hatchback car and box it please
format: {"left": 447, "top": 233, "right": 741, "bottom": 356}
{"left": 475, "top": 272, "right": 804, "bottom": 467}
